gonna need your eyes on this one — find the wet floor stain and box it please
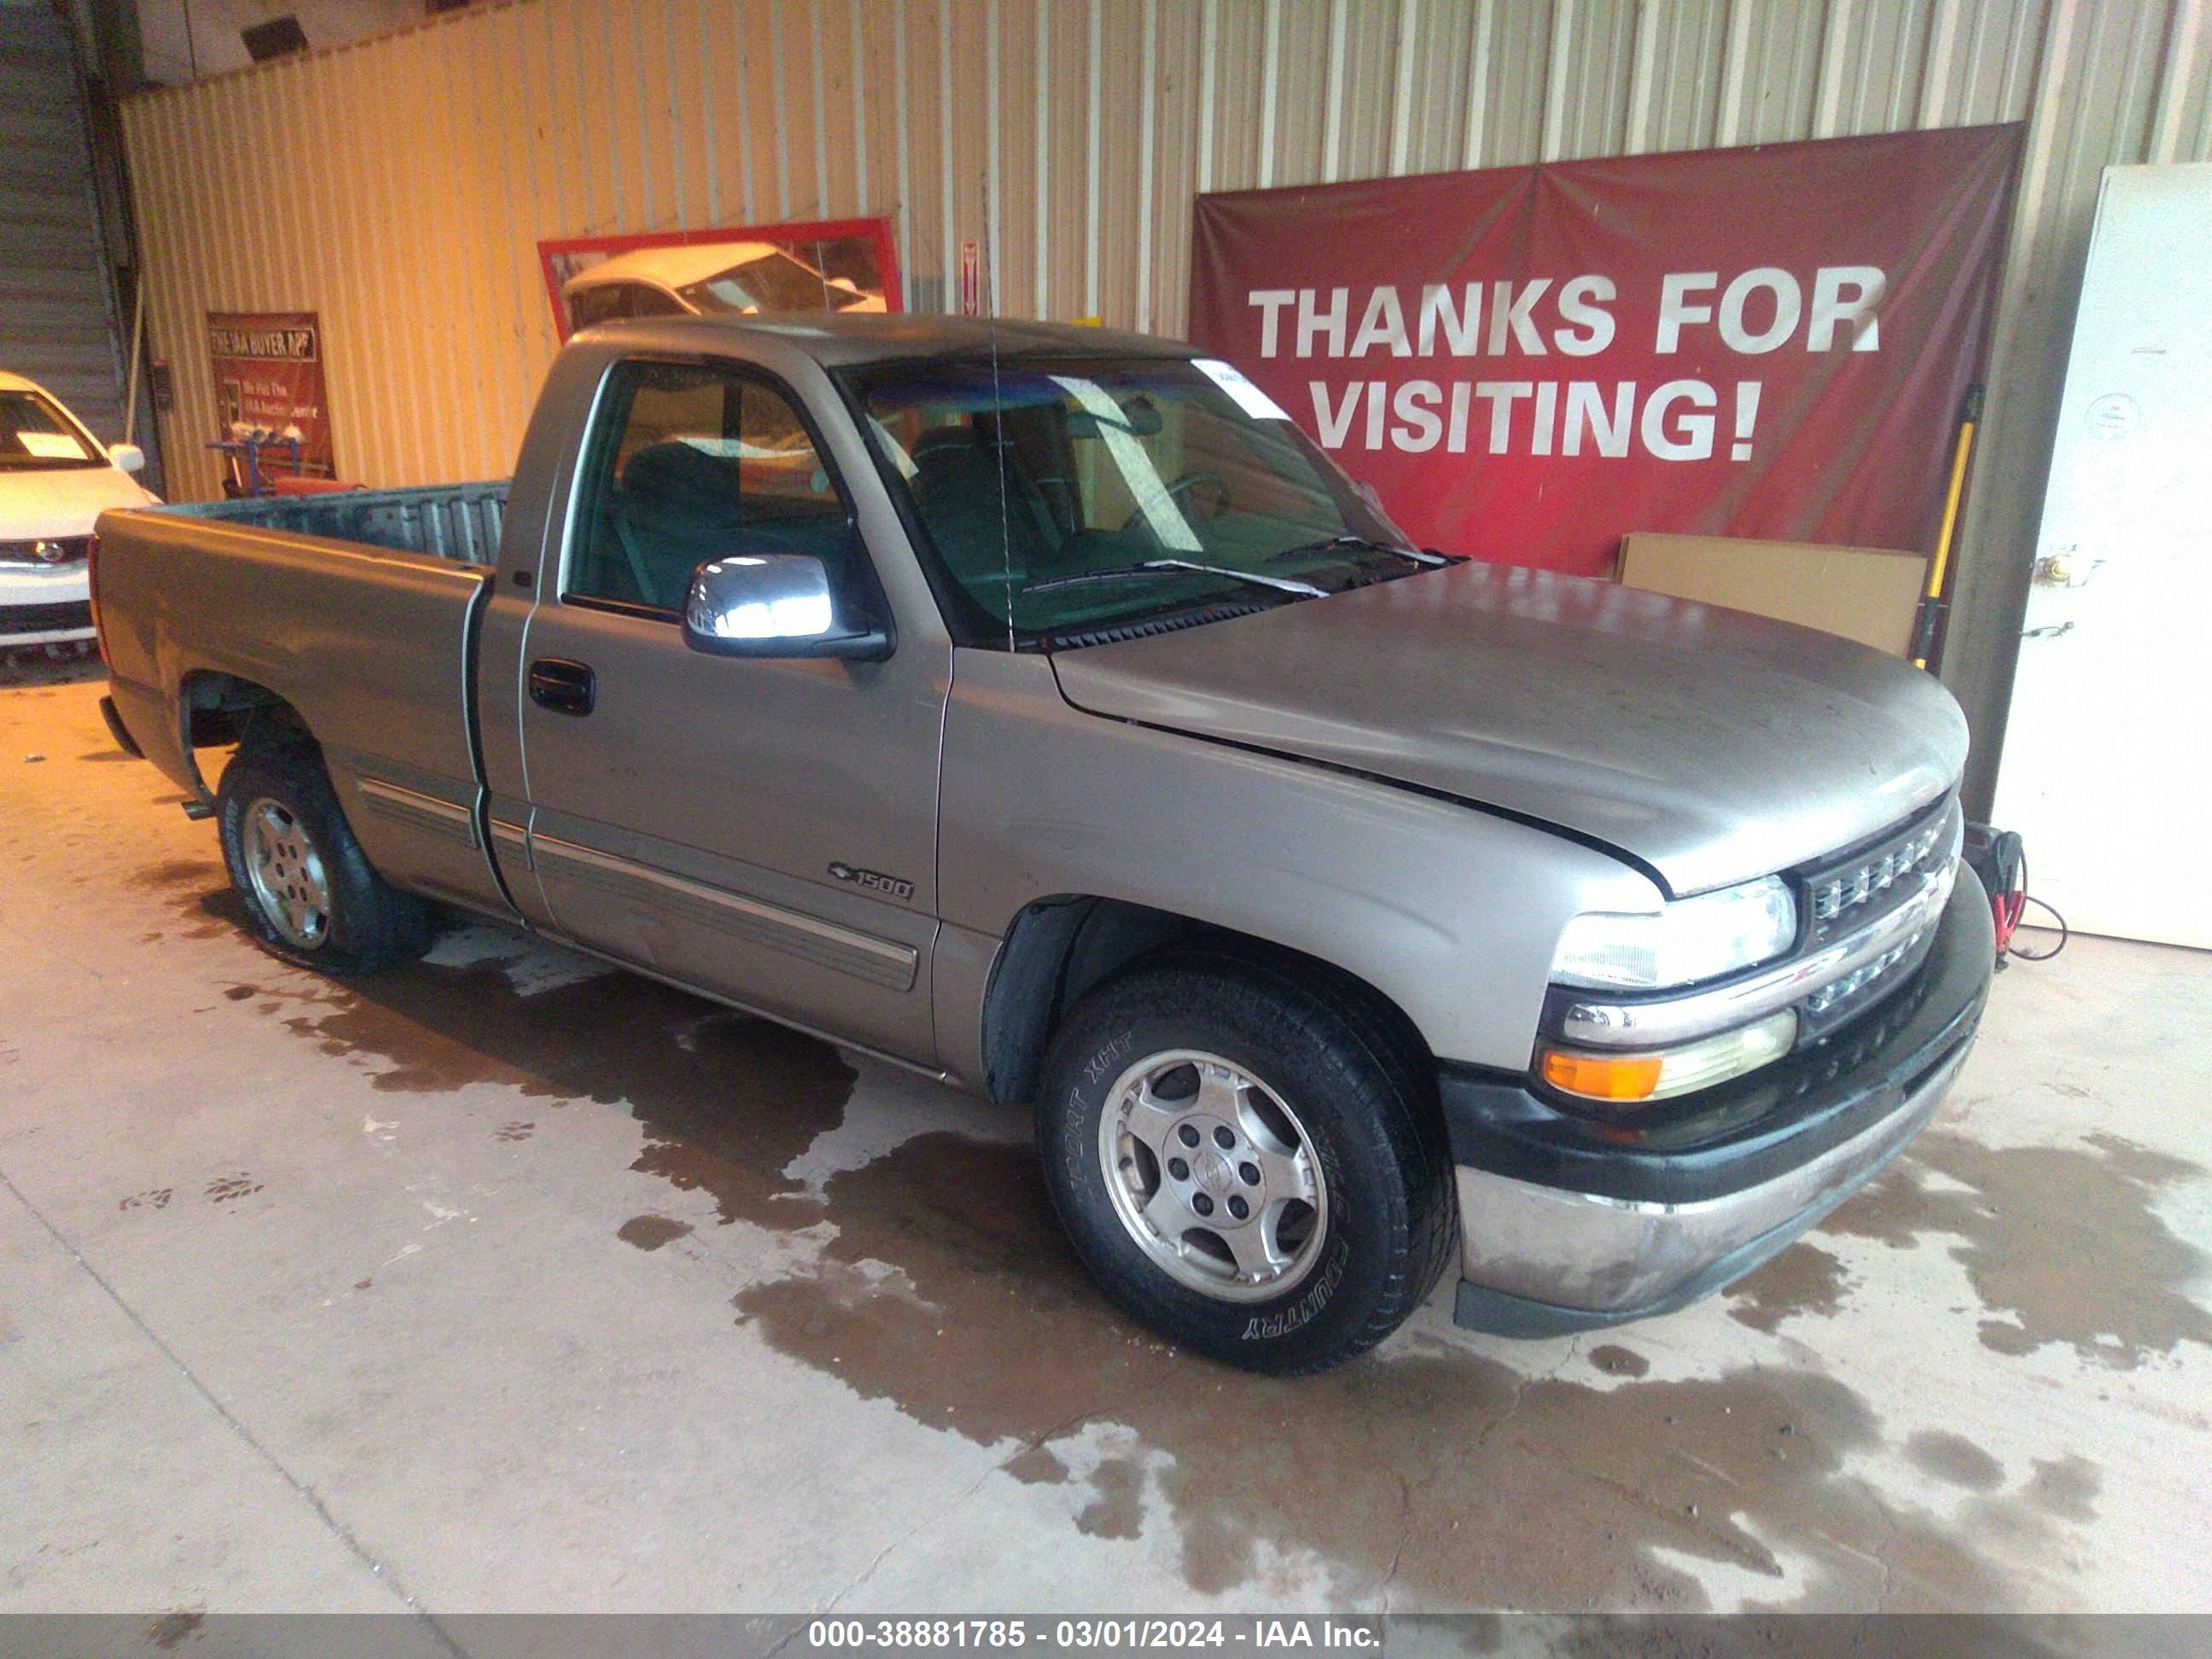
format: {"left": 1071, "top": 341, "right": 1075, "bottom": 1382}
{"left": 146, "top": 1609, "right": 203, "bottom": 1650}
{"left": 617, "top": 1214, "right": 694, "bottom": 1251}
{"left": 262, "top": 950, "right": 861, "bottom": 1248}
{"left": 204, "top": 1173, "right": 263, "bottom": 1203}
{"left": 1823, "top": 1131, "right": 2212, "bottom": 1368}
{"left": 1726, "top": 1243, "right": 1857, "bottom": 1336}
{"left": 1905, "top": 1429, "right": 2005, "bottom": 1492}
{"left": 275, "top": 955, "right": 853, "bottom": 1222}
{"left": 242, "top": 939, "right": 2116, "bottom": 1610}
{"left": 1074, "top": 1456, "right": 1147, "bottom": 1540}
{"left": 1587, "top": 1344, "right": 1648, "bottom": 1379}
{"left": 2023, "top": 1455, "right": 2100, "bottom": 1523}
{"left": 728, "top": 1131, "right": 2053, "bottom": 1610}
{"left": 129, "top": 857, "right": 226, "bottom": 894}
{"left": 223, "top": 985, "right": 256, "bottom": 1001}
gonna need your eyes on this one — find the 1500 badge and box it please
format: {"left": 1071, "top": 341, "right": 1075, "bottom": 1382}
{"left": 828, "top": 862, "right": 916, "bottom": 901}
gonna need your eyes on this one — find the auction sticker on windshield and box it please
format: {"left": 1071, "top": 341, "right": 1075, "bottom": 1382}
{"left": 1192, "top": 358, "right": 1290, "bottom": 422}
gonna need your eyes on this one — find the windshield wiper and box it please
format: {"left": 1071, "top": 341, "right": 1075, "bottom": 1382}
{"left": 1025, "top": 559, "right": 1328, "bottom": 598}
{"left": 1266, "top": 535, "right": 1453, "bottom": 568}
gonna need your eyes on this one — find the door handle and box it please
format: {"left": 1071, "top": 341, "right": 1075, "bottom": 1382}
{"left": 527, "top": 658, "right": 597, "bottom": 716}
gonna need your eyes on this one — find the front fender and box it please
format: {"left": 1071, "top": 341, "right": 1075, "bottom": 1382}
{"left": 937, "top": 650, "right": 1659, "bottom": 1076}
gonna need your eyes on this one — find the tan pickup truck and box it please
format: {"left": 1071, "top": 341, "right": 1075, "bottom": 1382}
{"left": 93, "top": 315, "right": 1991, "bottom": 1371}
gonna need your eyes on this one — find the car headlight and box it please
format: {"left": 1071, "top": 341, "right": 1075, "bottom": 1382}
{"left": 1551, "top": 875, "right": 1798, "bottom": 992}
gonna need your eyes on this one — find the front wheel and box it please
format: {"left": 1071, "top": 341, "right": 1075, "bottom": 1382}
{"left": 1037, "top": 954, "right": 1454, "bottom": 1374}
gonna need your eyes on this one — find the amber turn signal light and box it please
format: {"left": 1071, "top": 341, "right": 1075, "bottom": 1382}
{"left": 1538, "top": 1010, "right": 1798, "bottom": 1107}
{"left": 1540, "top": 1049, "right": 1665, "bottom": 1101}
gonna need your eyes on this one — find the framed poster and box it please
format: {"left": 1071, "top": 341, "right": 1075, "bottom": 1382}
{"left": 537, "top": 217, "right": 902, "bottom": 342}
{"left": 206, "top": 311, "right": 336, "bottom": 483}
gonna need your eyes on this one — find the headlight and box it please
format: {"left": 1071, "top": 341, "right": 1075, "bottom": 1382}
{"left": 1551, "top": 875, "right": 1798, "bottom": 991}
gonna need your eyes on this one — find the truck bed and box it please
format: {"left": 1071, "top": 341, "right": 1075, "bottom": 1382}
{"left": 94, "top": 487, "right": 508, "bottom": 916}
{"left": 158, "top": 480, "right": 509, "bottom": 566}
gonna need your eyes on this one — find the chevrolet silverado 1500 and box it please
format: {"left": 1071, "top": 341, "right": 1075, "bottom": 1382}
{"left": 93, "top": 316, "right": 1991, "bottom": 1371}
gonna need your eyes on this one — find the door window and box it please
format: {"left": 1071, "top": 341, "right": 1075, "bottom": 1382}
{"left": 568, "top": 282, "right": 686, "bottom": 331}
{"left": 567, "top": 361, "right": 854, "bottom": 614}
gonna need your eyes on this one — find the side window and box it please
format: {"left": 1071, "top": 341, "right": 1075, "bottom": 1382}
{"left": 567, "top": 283, "right": 685, "bottom": 333}
{"left": 568, "top": 361, "right": 859, "bottom": 615}
{"left": 617, "top": 283, "right": 688, "bottom": 319}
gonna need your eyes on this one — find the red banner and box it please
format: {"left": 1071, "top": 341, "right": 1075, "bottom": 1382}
{"left": 1189, "top": 126, "right": 2019, "bottom": 577}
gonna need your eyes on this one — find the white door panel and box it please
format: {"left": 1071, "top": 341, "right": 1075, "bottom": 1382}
{"left": 1993, "top": 164, "right": 2212, "bottom": 951}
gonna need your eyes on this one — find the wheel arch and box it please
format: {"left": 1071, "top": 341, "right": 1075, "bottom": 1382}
{"left": 978, "top": 894, "right": 1435, "bottom": 1108}
{"left": 172, "top": 669, "right": 309, "bottom": 802}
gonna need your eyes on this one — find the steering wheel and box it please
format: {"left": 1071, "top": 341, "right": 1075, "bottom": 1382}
{"left": 1121, "top": 471, "right": 1231, "bottom": 535}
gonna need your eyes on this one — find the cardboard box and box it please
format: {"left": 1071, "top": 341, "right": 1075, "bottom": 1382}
{"left": 1616, "top": 533, "right": 1930, "bottom": 657}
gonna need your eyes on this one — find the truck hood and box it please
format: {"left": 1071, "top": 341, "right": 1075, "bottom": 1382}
{"left": 1048, "top": 562, "right": 1968, "bottom": 897}
{"left": 0, "top": 464, "right": 156, "bottom": 540}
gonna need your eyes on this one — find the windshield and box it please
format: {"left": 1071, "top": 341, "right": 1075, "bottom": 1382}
{"left": 0, "top": 389, "right": 101, "bottom": 471}
{"left": 680, "top": 252, "right": 860, "bottom": 314}
{"left": 841, "top": 355, "right": 1421, "bottom": 644}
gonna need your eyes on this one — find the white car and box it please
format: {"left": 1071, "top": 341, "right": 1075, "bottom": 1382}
{"left": 561, "top": 242, "right": 888, "bottom": 334}
{"left": 2, "top": 371, "right": 156, "bottom": 655}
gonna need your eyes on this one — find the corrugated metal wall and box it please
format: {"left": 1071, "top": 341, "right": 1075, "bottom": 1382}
{"left": 117, "top": 0, "right": 2212, "bottom": 806}
{"left": 3, "top": 0, "right": 131, "bottom": 444}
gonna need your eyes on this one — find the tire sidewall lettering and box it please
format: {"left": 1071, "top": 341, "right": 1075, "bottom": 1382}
{"left": 1241, "top": 1237, "right": 1349, "bottom": 1342}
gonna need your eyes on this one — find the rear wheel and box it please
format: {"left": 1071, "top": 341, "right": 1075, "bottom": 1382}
{"left": 1038, "top": 953, "right": 1454, "bottom": 1373}
{"left": 215, "top": 726, "right": 432, "bottom": 975}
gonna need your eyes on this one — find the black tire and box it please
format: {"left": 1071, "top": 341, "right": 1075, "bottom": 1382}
{"left": 214, "top": 723, "right": 433, "bottom": 975}
{"left": 1037, "top": 952, "right": 1456, "bottom": 1374}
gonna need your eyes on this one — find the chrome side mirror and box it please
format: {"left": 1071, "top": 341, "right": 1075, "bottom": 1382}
{"left": 681, "top": 552, "right": 890, "bottom": 660}
{"left": 108, "top": 442, "right": 146, "bottom": 475}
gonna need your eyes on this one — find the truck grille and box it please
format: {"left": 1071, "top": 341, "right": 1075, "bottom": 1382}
{"left": 1802, "top": 797, "right": 1961, "bottom": 949}
{"left": 1777, "top": 971, "right": 1938, "bottom": 1107}
{"left": 1804, "top": 930, "right": 1931, "bottom": 1019}
{"left": 0, "top": 599, "right": 94, "bottom": 635}
{"left": 1791, "top": 796, "right": 1962, "bottom": 1039}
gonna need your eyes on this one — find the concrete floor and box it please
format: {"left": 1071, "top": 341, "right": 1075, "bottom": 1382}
{"left": 3, "top": 660, "right": 2209, "bottom": 1619}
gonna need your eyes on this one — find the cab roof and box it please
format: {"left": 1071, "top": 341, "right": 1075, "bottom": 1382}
{"left": 576, "top": 311, "right": 1199, "bottom": 368}
{"left": 560, "top": 242, "right": 793, "bottom": 293}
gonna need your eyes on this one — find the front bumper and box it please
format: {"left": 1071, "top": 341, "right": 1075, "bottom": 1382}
{"left": 1, "top": 562, "right": 94, "bottom": 646}
{"left": 1445, "top": 871, "right": 1994, "bottom": 1336}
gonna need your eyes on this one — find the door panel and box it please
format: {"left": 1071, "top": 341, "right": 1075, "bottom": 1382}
{"left": 1992, "top": 164, "right": 2212, "bottom": 950}
{"left": 510, "top": 358, "right": 948, "bottom": 1062}
{"left": 515, "top": 602, "right": 944, "bottom": 1058}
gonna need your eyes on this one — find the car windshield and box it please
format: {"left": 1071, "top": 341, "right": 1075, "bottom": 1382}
{"left": 842, "top": 355, "right": 1423, "bottom": 644}
{"left": 680, "top": 253, "right": 846, "bottom": 314}
{"left": 0, "top": 389, "right": 100, "bottom": 470}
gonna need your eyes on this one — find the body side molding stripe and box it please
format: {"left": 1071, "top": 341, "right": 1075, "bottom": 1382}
{"left": 356, "top": 777, "right": 480, "bottom": 846}
{"left": 531, "top": 833, "right": 919, "bottom": 992}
